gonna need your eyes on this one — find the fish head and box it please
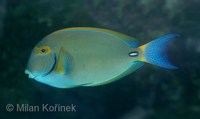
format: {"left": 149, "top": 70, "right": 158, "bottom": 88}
{"left": 25, "top": 40, "right": 57, "bottom": 80}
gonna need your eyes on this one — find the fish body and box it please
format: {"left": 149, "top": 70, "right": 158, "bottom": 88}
{"left": 25, "top": 27, "right": 178, "bottom": 88}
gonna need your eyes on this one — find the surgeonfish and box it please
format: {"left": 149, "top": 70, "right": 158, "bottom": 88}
{"left": 25, "top": 27, "right": 178, "bottom": 88}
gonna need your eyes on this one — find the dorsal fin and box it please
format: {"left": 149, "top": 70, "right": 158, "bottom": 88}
{"left": 63, "top": 27, "right": 139, "bottom": 47}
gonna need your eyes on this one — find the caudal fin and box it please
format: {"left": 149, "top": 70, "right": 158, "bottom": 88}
{"left": 139, "top": 34, "right": 179, "bottom": 69}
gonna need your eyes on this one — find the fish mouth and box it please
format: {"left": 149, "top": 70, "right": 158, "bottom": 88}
{"left": 25, "top": 69, "right": 37, "bottom": 79}
{"left": 25, "top": 54, "right": 57, "bottom": 79}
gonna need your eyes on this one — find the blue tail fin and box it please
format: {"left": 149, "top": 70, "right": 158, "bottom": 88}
{"left": 139, "top": 34, "right": 179, "bottom": 69}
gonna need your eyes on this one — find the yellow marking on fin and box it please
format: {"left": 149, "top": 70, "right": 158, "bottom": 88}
{"left": 138, "top": 44, "right": 148, "bottom": 62}
{"left": 56, "top": 47, "right": 65, "bottom": 75}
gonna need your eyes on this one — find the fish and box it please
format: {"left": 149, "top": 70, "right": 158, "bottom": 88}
{"left": 25, "top": 27, "right": 178, "bottom": 88}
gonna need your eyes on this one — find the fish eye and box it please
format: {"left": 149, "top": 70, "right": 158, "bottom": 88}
{"left": 34, "top": 46, "right": 51, "bottom": 55}
{"left": 41, "top": 49, "right": 47, "bottom": 53}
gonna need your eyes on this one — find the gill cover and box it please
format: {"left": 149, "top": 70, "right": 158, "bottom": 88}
{"left": 26, "top": 46, "right": 56, "bottom": 78}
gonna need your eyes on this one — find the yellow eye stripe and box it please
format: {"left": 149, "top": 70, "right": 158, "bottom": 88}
{"left": 34, "top": 46, "right": 51, "bottom": 54}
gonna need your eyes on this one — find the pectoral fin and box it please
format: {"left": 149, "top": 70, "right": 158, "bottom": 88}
{"left": 55, "top": 47, "right": 72, "bottom": 74}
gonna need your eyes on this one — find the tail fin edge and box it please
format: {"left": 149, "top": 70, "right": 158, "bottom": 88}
{"left": 139, "top": 34, "right": 179, "bottom": 69}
